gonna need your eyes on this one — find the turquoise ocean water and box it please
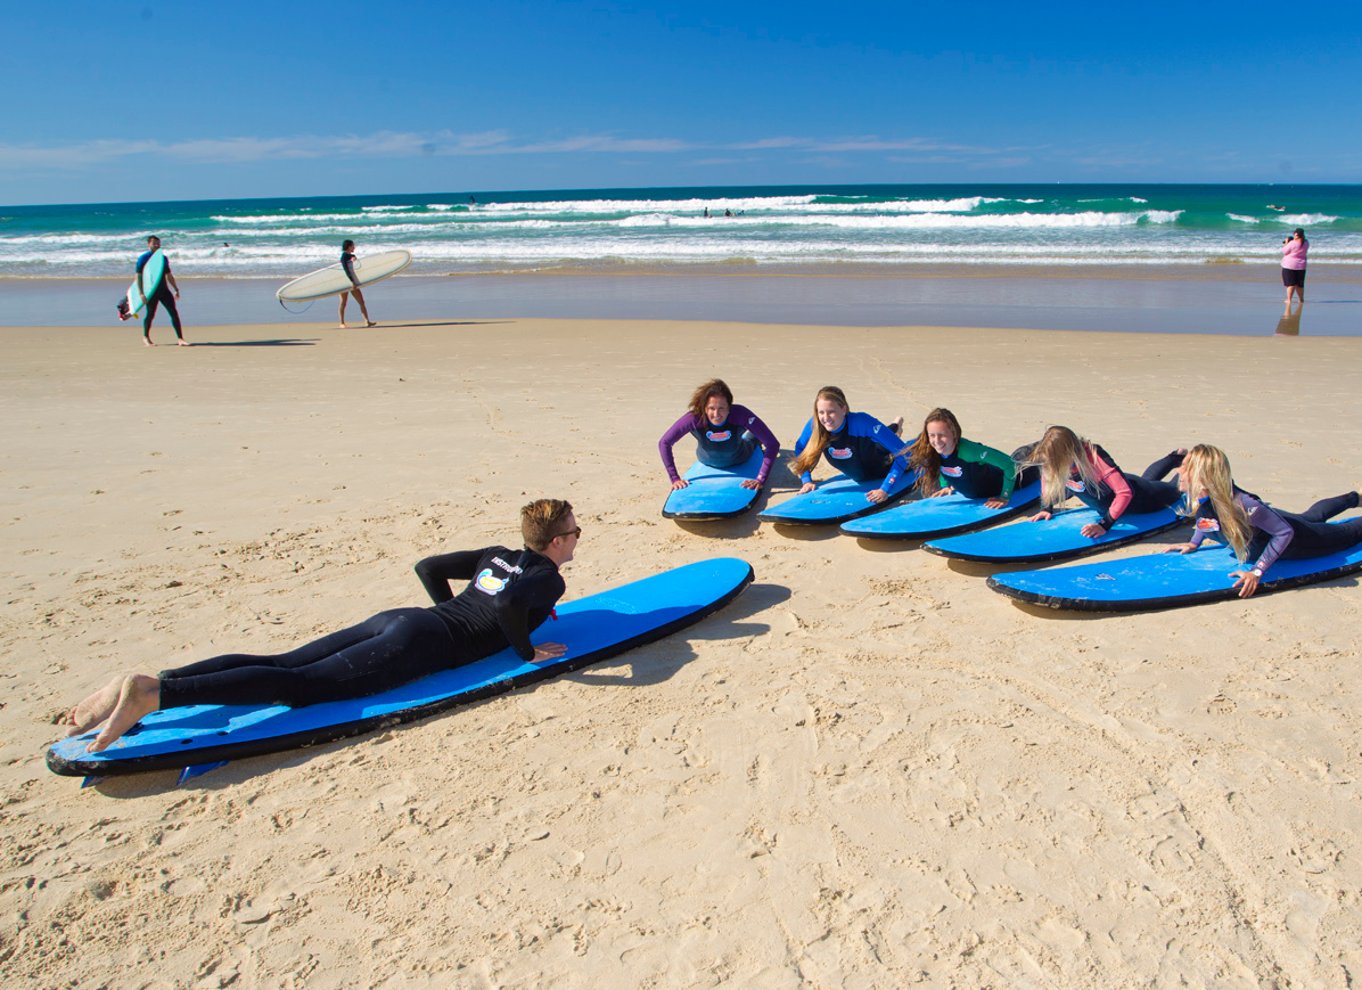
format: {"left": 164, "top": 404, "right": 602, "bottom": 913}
{"left": 2, "top": 184, "right": 1360, "bottom": 279}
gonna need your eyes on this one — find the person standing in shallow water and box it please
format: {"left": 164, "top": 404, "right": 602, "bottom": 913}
{"left": 338, "top": 239, "right": 377, "bottom": 328}
{"left": 1281, "top": 227, "right": 1308, "bottom": 307}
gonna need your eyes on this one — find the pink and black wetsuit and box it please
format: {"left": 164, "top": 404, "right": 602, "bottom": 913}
{"left": 1065, "top": 446, "right": 1183, "bottom": 529}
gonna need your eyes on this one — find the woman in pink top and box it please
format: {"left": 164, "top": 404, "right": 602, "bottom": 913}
{"left": 1281, "top": 227, "right": 1308, "bottom": 306}
{"left": 1023, "top": 426, "right": 1183, "bottom": 539}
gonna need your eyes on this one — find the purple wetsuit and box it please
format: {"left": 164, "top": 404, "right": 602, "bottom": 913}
{"left": 1190, "top": 491, "right": 1362, "bottom": 574}
{"left": 659, "top": 404, "right": 780, "bottom": 486}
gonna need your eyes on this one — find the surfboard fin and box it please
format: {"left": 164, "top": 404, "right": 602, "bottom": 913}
{"left": 177, "top": 761, "right": 230, "bottom": 786}
{"left": 80, "top": 775, "right": 106, "bottom": 789}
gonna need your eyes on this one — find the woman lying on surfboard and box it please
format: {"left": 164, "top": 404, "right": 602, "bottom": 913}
{"left": 791, "top": 386, "right": 905, "bottom": 504}
{"left": 1166, "top": 444, "right": 1362, "bottom": 598}
{"left": 898, "top": 407, "right": 1033, "bottom": 509}
{"left": 659, "top": 379, "right": 780, "bottom": 492}
{"left": 60, "top": 499, "right": 579, "bottom": 753}
{"left": 1024, "top": 426, "right": 1183, "bottom": 538}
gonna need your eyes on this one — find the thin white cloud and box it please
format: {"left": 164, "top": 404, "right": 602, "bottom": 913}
{"left": 0, "top": 129, "right": 1027, "bottom": 168}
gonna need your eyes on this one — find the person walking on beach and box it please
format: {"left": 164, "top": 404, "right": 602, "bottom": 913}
{"left": 136, "top": 236, "right": 187, "bottom": 347}
{"left": 338, "top": 239, "right": 377, "bottom": 328}
{"left": 60, "top": 498, "right": 579, "bottom": 753}
{"left": 1281, "top": 227, "right": 1308, "bottom": 306}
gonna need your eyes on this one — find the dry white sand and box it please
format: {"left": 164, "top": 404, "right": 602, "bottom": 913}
{"left": 2, "top": 318, "right": 1360, "bottom": 988}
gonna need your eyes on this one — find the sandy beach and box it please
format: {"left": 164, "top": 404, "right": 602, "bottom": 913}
{"left": 3, "top": 314, "right": 1361, "bottom": 988}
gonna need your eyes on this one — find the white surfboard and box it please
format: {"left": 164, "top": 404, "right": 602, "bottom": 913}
{"left": 276, "top": 249, "right": 412, "bottom": 303}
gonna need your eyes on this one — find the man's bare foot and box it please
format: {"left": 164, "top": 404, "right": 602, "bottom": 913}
{"left": 890, "top": 415, "right": 904, "bottom": 436}
{"left": 64, "top": 676, "right": 124, "bottom": 736}
{"left": 364, "top": 321, "right": 376, "bottom": 328}
{"left": 88, "top": 674, "right": 161, "bottom": 752}
{"left": 337, "top": 322, "right": 348, "bottom": 329}
{"left": 176, "top": 339, "right": 191, "bottom": 347}
{"left": 143, "top": 338, "right": 156, "bottom": 347}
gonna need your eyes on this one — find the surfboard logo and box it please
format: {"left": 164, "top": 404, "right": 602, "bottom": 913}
{"left": 829, "top": 446, "right": 853, "bottom": 459}
{"left": 475, "top": 568, "right": 508, "bottom": 595}
{"left": 706, "top": 430, "right": 732, "bottom": 442}
{"left": 941, "top": 465, "right": 963, "bottom": 477}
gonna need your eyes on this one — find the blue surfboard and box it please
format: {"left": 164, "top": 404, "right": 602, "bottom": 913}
{"left": 125, "top": 250, "right": 167, "bottom": 317}
{"left": 48, "top": 557, "right": 755, "bottom": 778}
{"left": 757, "top": 471, "right": 918, "bottom": 526}
{"left": 988, "top": 522, "right": 1362, "bottom": 611}
{"left": 923, "top": 505, "right": 1187, "bottom": 563}
{"left": 839, "top": 479, "right": 1041, "bottom": 540}
{"left": 663, "top": 449, "right": 765, "bottom": 520}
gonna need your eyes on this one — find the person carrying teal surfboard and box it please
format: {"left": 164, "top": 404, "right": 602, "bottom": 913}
{"left": 135, "top": 235, "right": 188, "bottom": 347}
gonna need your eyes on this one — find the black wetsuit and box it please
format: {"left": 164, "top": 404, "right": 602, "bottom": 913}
{"left": 157, "top": 547, "right": 564, "bottom": 709}
{"left": 136, "top": 250, "right": 183, "bottom": 340}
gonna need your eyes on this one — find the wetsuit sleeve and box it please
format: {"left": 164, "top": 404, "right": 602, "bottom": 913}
{"left": 733, "top": 405, "right": 780, "bottom": 485}
{"left": 854, "top": 413, "right": 910, "bottom": 491}
{"left": 658, "top": 412, "right": 698, "bottom": 483}
{"left": 414, "top": 549, "right": 489, "bottom": 604}
{"left": 958, "top": 437, "right": 1018, "bottom": 497}
{"left": 494, "top": 567, "right": 567, "bottom": 661}
{"left": 1090, "top": 449, "right": 1132, "bottom": 529}
{"left": 792, "top": 418, "right": 815, "bottom": 485}
{"left": 1243, "top": 495, "right": 1294, "bottom": 573}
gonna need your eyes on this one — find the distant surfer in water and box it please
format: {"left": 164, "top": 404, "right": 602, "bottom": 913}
{"left": 1164, "top": 444, "right": 1362, "bottom": 598}
{"left": 1023, "top": 426, "right": 1184, "bottom": 538}
{"left": 136, "top": 236, "right": 187, "bottom": 347}
{"left": 898, "top": 407, "right": 1034, "bottom": 508}
{"left": 791, "top": 386, "right": 906, "bottom": 504}
{"left": 659, "top": 379, "right": 780, "bottom": 492}
{"left": 61, "top": 499, "right": 579, "bottom": 753}
{"left": 338, "top": 239, "right": 377, "bottom": 328}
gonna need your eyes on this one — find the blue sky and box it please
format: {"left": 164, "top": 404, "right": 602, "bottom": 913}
{"left": 4, "top": 0, "right": 1360, "bottom": 204}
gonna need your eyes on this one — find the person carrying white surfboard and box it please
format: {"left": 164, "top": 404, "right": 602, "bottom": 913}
{"left": 60, "top": 499, "right": 579, "bottom": 753}
{"left": 136, "top": 236, "right": 188, "bottom": 347}
{"left": 338, "top": 239, "right": 377, "bottom": 328}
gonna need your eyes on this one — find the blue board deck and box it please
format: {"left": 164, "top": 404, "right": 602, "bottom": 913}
{"left": 923, "top": 506, "right": 1187, "bottom": 563}
{"left": 988, "top": 523, "right": 1362, "bottom": 611}
{"left": 663, "top": 449, "right": 765, "bottom": 520}
{"left": 839, "top": 479, "right": 1041, "bottom": 540}
{"left": 757, "top": 471, "right": 917, "bottom": 526}
{"left": 48, "top": 557, "right": 755, "bottom": 777}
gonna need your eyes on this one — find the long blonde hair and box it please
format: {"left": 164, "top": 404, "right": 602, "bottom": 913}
{"left": 1180, "top": 444, "right": 1252, "bottom": 559}
{"left": 792, "top": 386, "right": 849, "bottom": 477}
{"left": 1026, "top": 425, "right": 1104, "bottom": 509}
{"left": 902, "top": 407, "right": 962, "bottom": 495}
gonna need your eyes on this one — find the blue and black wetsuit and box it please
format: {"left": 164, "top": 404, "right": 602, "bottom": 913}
{"left": 136, "top": 249, "right": 182, "bottom": 340}
{"left": 1066, "top": 446, "right": 1183, "bottom": 529}
{"left": 793, "top": 412, "right": 908, "bottom": 489}
{"left": 156, "top": 547, "right": 564, "bottom": 709}
{"left": 341, "top": 250, "right": 359, "bottom": 289}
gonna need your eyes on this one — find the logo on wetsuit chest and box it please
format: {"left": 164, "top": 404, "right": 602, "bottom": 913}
{"left": 475, "top": 568, "right": 511, "bottom": 595}
{"left": 1065, "top": 478, "right": 1087, "bottom": 493}
{"left": 829, "top": 446, "right": 853, "bottom": 459}
{"left": 941, "top": 464, "right": 963, "bottom": 478}
{"left": 705, "top": 430, "right": 733, "bottom": 442}
{"left": 1196, "top": 517, "right": 1221, "bottom": 532}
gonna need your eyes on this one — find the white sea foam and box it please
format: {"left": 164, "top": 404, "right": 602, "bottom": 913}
{"left": 1276, "top": 213, "right": 1338, "bottom": 226}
